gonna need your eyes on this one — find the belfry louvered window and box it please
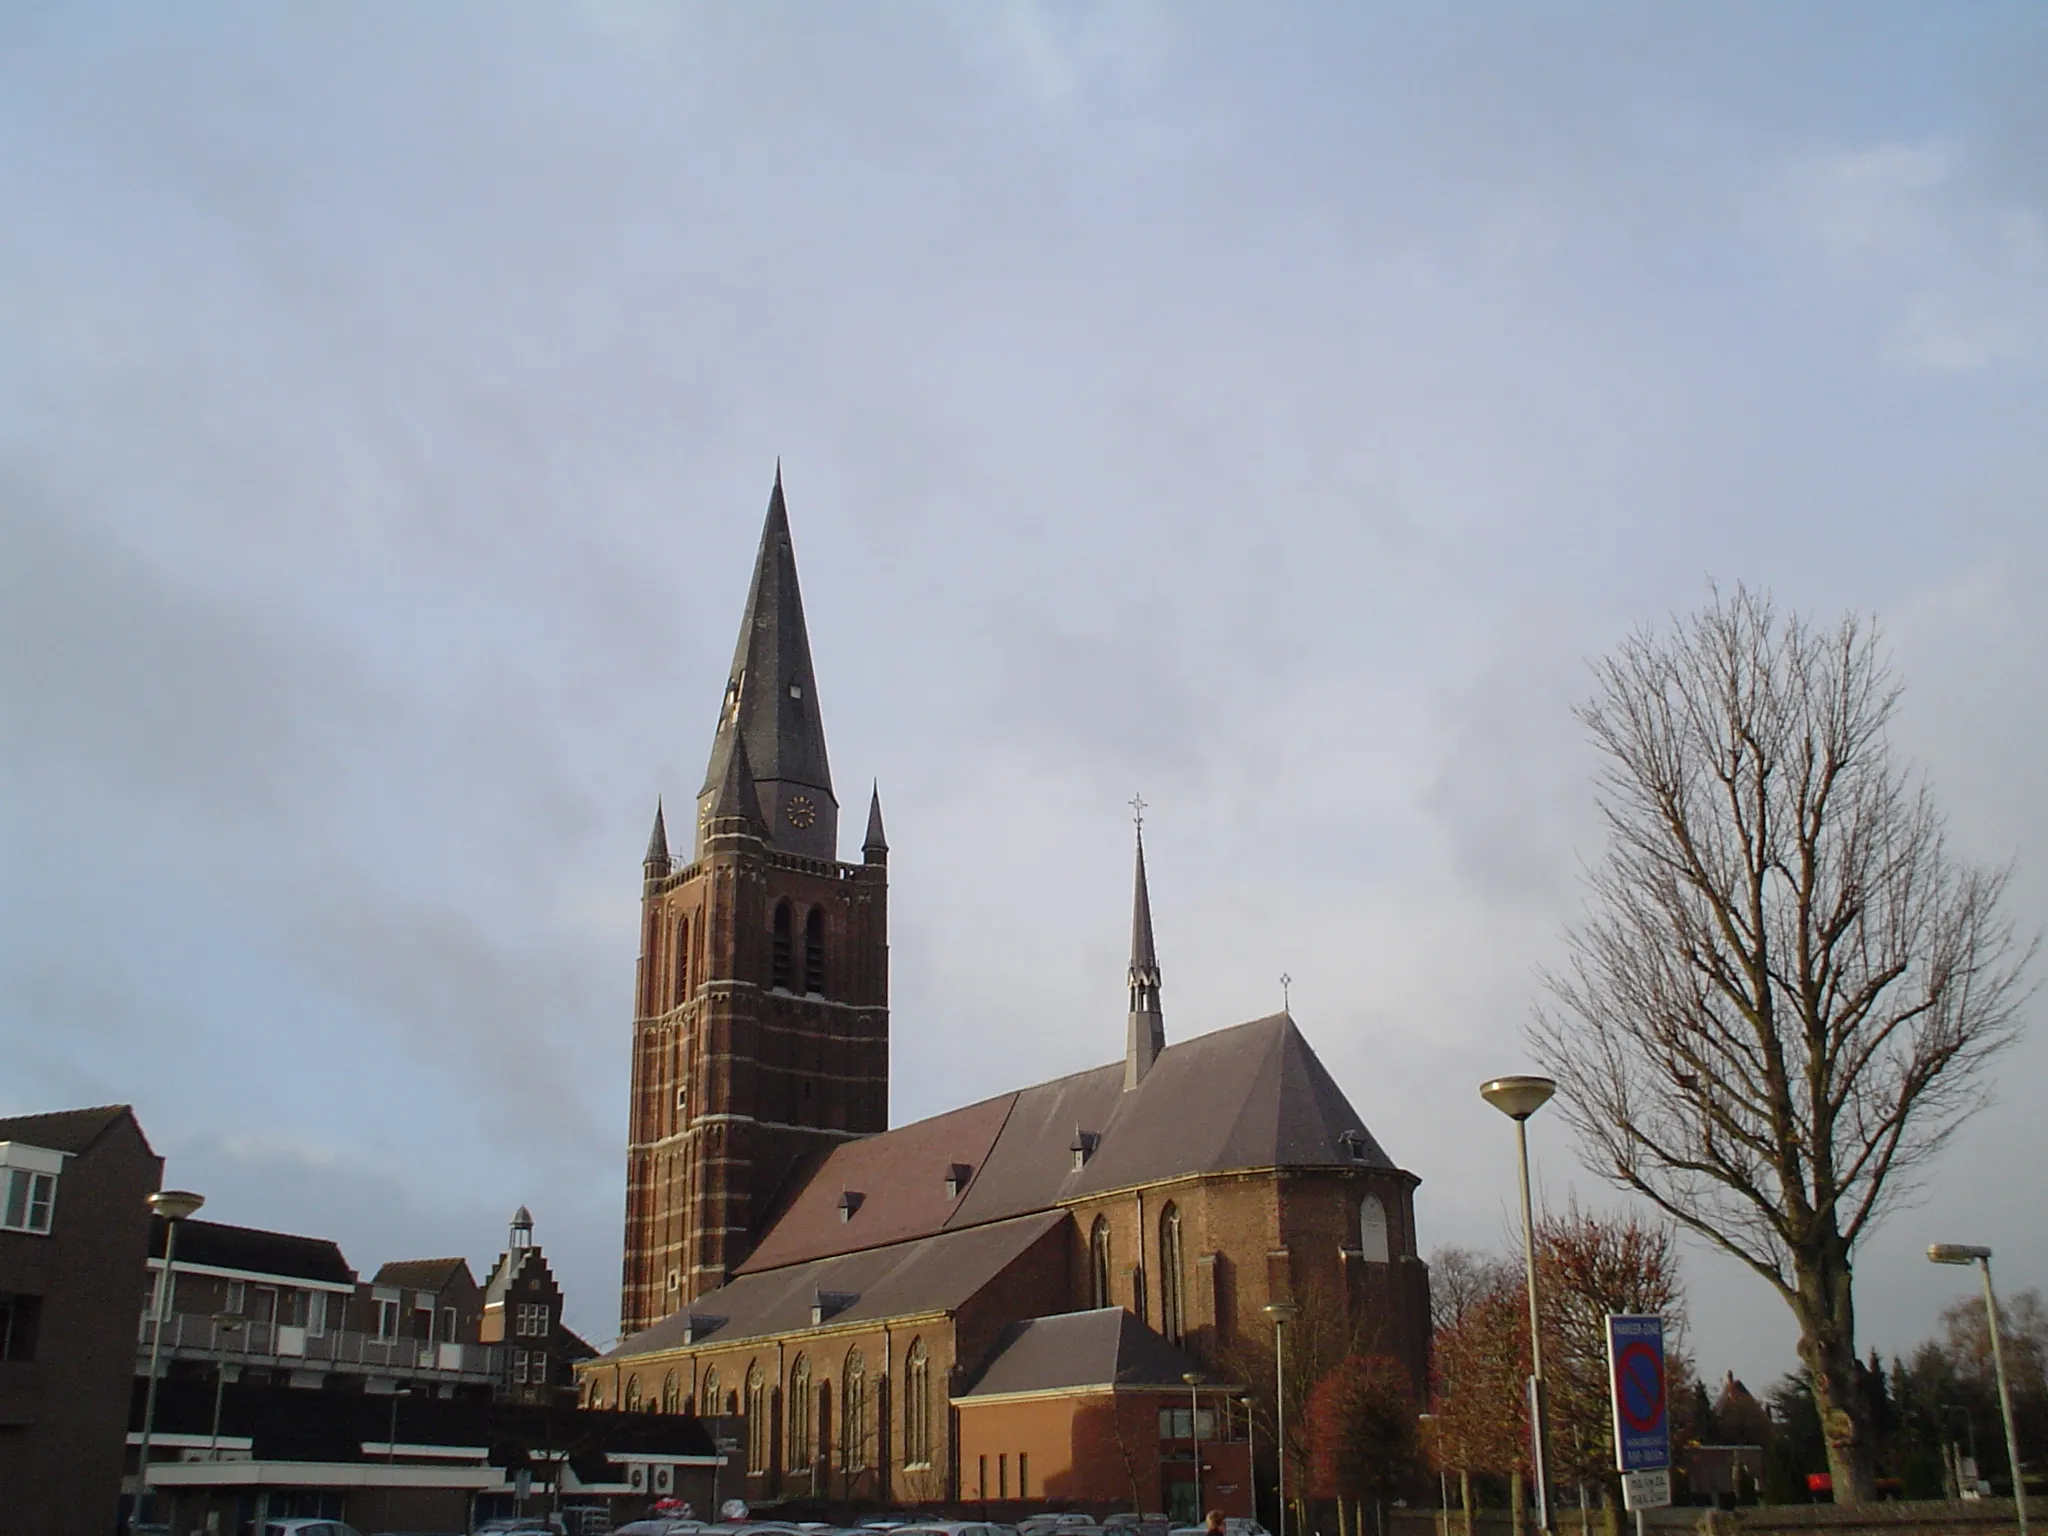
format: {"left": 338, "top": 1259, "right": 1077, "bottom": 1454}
{"left": 804, "top": 908, "right": 826, "bottom": 994}
{"left": 771, "top": 901, "right": 794, "bottom": 989}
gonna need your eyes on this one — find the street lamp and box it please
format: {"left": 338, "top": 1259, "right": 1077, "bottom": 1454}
{"left": 1481, "top": 1075, "right": 1556, "bottom": 1533}
{"left": 1184, "top": 1372, "right": 1206, "bottom": 1521}
{"left": 387, "top": 1385, "right": 415, "bottom": 1463}
{"left": 133, "top": 1188, "right": 205, "bottom": 1534}
{"left": 1929, "top": 1244, "right": 2028, "bottom": 1536}
{"left": 1263, "top": 1302, "right": 1298, "bottom": 1536}
{"left": 208, "top": 1315, "right": 246, "bottom": 1460}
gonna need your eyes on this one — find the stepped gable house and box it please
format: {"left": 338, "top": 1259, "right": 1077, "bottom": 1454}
{"left": 586, "top": 472, "right": 1431, "bottom": 1511}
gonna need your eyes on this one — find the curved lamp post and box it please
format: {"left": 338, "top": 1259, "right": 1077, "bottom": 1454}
{"left": 1481, "top": 1076, "right": 1556, "bottom": 1533}
{"left": 1263, "top": 1302, "right": 1298, "bottom": 1536}
{"left": 208, "top": 1315, "right": 245, "bottom": 1460}
{"left": 133, "top": 1188, "right": 205, "bottom": 1534}
{"left": 1930, "top": 1244, "right": 2027, "bottom": 1536}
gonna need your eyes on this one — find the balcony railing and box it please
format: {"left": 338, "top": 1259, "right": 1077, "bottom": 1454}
{"left": 138, "top": 1312, "right": 503, "bottom": 1380}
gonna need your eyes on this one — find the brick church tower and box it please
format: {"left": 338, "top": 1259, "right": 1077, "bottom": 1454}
{"left": 620, "top": 471, "right": 890, "bottom": 1335}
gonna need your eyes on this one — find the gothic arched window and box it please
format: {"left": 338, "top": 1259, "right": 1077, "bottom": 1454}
{"left": 675, "top": 915, "right": 691, "bottom": 1004}
{"left": 624, "top": 1376, "right": 643, "bottom": 1412}
{"left": 904, "top": 1337, "right": 932, "bottom": 1468}
{"left": 772, "top": 901, "right": 794, "bottom": 990}
{"left": 788, "top": 1353, "right": 814, "bottom": 1473}
{"left": 1360, "top": 1192, "right": 1390, "bottom": 1264}
{"left": 701, "top": 1365, "right": 720, "bottom": 1420}
{"left": 1089, "top": 1216, "right": 1112, "bottom": 1309}
{"left": 842, "top": 1349, "right": 868, "bottom": 1471}
{"left": 662, "top": 1369, "right": 680, "bottom": 1414}
{"left": 804, "top": 907, "right": 827, "bottom": 995}
{"left": 1159, "top": 1202, "right": 1185, "bottom": 1343}
{"left": 746, "top": 1361, "right": 770, "bottom": 1472}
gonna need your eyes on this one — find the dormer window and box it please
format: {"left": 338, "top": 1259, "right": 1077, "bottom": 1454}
{"left": 837, "top": 1190, "right": 864, "bottom": 1223}
{"left": 944, "top": 1163, "right": 973, "bottom": 1200}
{"left": 1339, "top": 1129, "right": 1368, "bottom": 1162}
{"left": 811, "top": 1289, "right": 858, "bottom": 1325}
{"left": 1070, "top": 1130, "right": 1099, "bottom": 1172}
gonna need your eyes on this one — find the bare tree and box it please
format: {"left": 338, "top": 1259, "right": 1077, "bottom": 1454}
{"left": 1533, "top": 585, "right": 2034, "bottom": 1505}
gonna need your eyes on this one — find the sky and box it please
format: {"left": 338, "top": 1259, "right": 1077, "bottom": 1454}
{"left": 3, "top": 2, "right": 2045, "bottom": 1389}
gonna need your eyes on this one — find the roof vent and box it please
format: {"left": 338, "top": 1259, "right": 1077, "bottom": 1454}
{"left": 811, "top": 1289, "right": 859, "bottom": 1326}
{"left": 682, "top": 1313, "right": 725, "bottom": 1344}
{"left": 837, "top": 1190, "right": 865, "bottom": 1223}
{"left": 944, "top": 1163, "right": 974, "bottom": 1200}
{"left": 1069, "top": 1129, "right": 1099, "bottom": 1172}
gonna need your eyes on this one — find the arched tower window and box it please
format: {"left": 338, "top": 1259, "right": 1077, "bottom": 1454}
{"left": 662, "top": 1369, "right": 680, "bottom": 1414}
{"left": 1158, "top": 1202, "right": 1185, "bottom": 1343}
{"left": 804, "top": 907, "right": 827, "bottom": 995}
{"left": 842, "top": 1349, "right": 868, "bottom": 1471}
{"left": 675, "top": 915, "right": 691, "bottom": 1004}
{"left": 1089, "top": 1216, "right": 1112, "bottom": 1309}
{"left": 1360, "top": 1192, "right": 1390, "bottom": 1264}
{"left": 746, "top": 1360, "right": 769, "bottom": 1472}
{"left": 904, "top": 1337, "right": 932, "bottom": 1468}
{"left": 772, "top": 901, "right": 794, "bottom": 990}
{"left": 788, "top": 1354, "right": 814, "bottom": 1473}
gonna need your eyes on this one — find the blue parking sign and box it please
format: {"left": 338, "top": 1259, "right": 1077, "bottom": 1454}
{"left": 1606, "top": 1313, "right": 1669, "bottom": 1472}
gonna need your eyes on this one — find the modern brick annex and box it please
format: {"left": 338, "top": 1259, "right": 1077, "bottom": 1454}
{"left": 593, "top": 472, "right": 1432, "bottom": 1506}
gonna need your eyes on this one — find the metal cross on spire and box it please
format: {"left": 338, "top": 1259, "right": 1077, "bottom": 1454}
{"left": 1129, "top": 793, "right": 1147, "bottom": 833}
{"left": 1280, "top": 973, "right": 1293, "bottom": 1011}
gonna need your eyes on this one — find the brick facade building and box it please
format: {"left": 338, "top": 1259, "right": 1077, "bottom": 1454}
{"left": 588, "top": 474, "right": 1431, "bottom": 1514}
{"left": 0, "top": 1105, "right": 162, "bottom": 1536}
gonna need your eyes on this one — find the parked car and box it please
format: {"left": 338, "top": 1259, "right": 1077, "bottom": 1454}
{"left": 263, "top": 1523, "right": 364, "bottom": 1536}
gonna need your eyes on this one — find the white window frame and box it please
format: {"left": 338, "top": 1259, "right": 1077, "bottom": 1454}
{"left": 375, "top": 1298, "right": 400, "bottom": 1341}
{"left": 0, "top": 1168, "right": 57, "bottom": 1235}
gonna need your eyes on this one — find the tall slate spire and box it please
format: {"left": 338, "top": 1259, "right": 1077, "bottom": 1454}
{"left": 698, "top": 469, "right": 838, "bottom": 859}
{"left": 1125, "top": 826, "right": 1165, "bottom": 1090}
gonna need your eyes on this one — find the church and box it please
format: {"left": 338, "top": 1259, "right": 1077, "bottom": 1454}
{"left": 578, "top": 473, "right": 1432, "bottom": 1517}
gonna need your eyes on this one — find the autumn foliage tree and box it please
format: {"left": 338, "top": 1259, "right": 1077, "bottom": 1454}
{"left": 1430, "top": 1208, "right": 1690, "bottom": 1525}
{"left": 1307, "top": 1353, "right": 1421, "bottom": 1536}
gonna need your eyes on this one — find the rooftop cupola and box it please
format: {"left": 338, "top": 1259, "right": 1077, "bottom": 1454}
{"left": 509, "top": 1205, "right": 534, "bottom": 1250}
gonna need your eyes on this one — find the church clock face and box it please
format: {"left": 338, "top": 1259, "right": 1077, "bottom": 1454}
{"left": 784, "top": 794, "right": 817, "bottom": 830}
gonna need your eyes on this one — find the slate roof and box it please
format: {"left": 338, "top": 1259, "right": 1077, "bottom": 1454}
{"left": 149, "top": 1217, "right": 356, "bottom": 1286}
{"left": 956, "top": 1308, "right": 1220, "bottom": 1397}
{"left": 373, "top": 1257, "right": 475, "bottom": 1292}
{"left": 608, "top": 1211, "right": 1065, "bottom": 1360}
{"left": 0, "top": 1104, "right": 144, "bottom": 1155}
{"left": 734, "top": 1012, "right": 1396, "bottom": 1276}
{"left": 698, "top": 471, "right": 837, "bottom": 857}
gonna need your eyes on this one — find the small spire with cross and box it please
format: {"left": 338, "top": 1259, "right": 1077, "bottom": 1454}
{"left": 1129, "top": 792, "right": 1147, "bottom": 834}
{"left": 1280, "top": 973, "right": 1293, "bottom": 1012}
